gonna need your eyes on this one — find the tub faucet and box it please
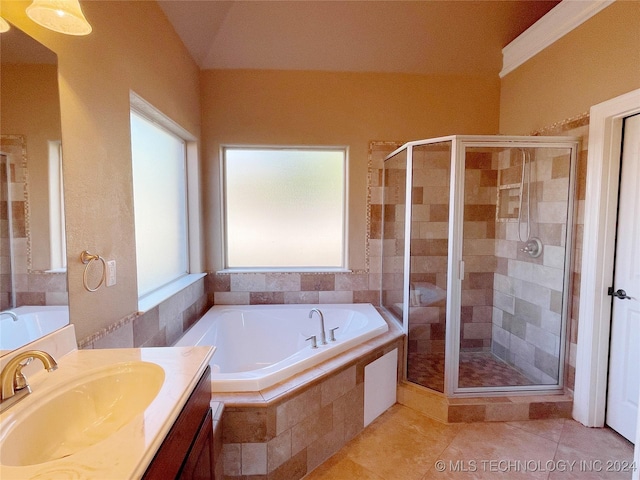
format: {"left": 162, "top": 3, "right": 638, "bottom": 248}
{"left": 309, "top": 308, "right": 327, "bottom": 345}
{"left": 0, "top": 310, "right": 19, "bottom": 321}
{"left": 0, "top": 350, "right": 58, "bottom": 413}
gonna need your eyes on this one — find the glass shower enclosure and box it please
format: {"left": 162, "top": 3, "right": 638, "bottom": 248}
{"left": 380, "top": 135, "right": 578, "bottom": 396}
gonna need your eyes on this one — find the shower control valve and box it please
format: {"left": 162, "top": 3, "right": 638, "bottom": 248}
{"left": 521, "top": 237, "right": 543, "bottom": 258}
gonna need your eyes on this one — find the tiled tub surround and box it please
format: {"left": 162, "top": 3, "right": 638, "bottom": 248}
{"left": 211, "top": 271, "right": 380, "bottom": 307}
{"left": 174, "top": 303, "right": 389, "bottom": 392}
{"left": 78, "top": 276, "right": 209, "bottom": 349}
{"left": 213, "top": 314, "right": 403, "bottom": 480}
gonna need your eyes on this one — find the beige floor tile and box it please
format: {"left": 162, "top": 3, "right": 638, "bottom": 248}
{"left": 341, "top": 405, "right": 460, "bottom": 480}
{"left": 304, "top": 452, "right": 385, "bottom": 480}
{"left": 433, "top": 422, "right": 558, "bottom": 479}
{"left": 557, "top": 420, "right": 634, "bottom": 461}
{"left": 366, "top": 403, "right": 462, "bottom": 442}
{"left": 550, "top": 444, "right": 635, "bottom": 479}
{"left": 305, "top": 405, "right": 636, "bottom": 480}
{"left": 506, "top": 418, "right": 566, "bottom": 442}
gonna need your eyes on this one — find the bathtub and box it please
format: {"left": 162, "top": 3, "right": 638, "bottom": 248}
{"left": 0, "top": 306, "right": 69, "bottom": 353}
{"left": 174, "top": 303, "right": 389, "bottom": 392}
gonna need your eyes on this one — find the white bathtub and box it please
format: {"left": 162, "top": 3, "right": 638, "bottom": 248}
{"left": 0, "top": 306, "right": 69, "bottom": 353}
{"left": 174, "top": 303, "right": 389, "bottom": 392}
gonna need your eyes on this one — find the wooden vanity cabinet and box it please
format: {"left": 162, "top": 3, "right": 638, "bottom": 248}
{"left": 144, "top": 366, "right": 214, "bottom": 480}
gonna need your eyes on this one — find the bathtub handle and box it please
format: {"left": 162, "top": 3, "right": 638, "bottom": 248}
{"left": 329, "top": 327, "right": 339, "bottom": 342}
{"left": 306, "top": 335, "right": 318, "bottom": 349}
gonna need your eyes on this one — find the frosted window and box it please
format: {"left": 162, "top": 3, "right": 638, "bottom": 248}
{"left": 224, "top": 147, "right": 346, "bottom": 269}
{"left": 48, "top": 141, "right": 66, "bottom": 270}
{"left": 131, "top": 111, "right": 188, "bottom": 296}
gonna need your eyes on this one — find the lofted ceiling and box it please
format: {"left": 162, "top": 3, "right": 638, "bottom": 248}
{"left": 158, "top": 0, "right": 560, "bottom": 76}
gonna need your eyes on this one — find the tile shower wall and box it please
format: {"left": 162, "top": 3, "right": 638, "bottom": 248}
{"left": 460, "top": 151, "right": 498, "bottom": 352}
{"left": 532, "top": 116, "right": 590, "bottom": 391}
{"left": 491, "top": 147, "right": 571, "bottom": 384}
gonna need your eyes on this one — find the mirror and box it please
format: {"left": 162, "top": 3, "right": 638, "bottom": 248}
{"left": 0, "top": 22, "right": 69, "bottom": 354}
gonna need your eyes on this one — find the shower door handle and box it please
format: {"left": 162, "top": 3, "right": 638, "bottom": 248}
{"left": 608, "top": 287, "right": 631, "bottom": 300}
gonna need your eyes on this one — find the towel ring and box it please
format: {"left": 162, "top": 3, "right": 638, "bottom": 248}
{"left": 80, "top": 250, "right": 106, "bottom": 292}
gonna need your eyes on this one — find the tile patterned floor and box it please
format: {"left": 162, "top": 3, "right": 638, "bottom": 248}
{"left": 408, "top": 352, "right": 534, "bottom": 391}
{"left": 305, "top": 404, "right": 635, "bottom": 479}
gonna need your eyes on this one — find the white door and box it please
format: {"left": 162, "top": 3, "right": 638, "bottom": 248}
{"left": 606, "top": 113, "right": 640, "bottom": 443}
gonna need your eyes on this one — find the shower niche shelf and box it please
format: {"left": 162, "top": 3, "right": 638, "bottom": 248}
{"left": 496, "top": 183, "right": 521, "bottom": 221}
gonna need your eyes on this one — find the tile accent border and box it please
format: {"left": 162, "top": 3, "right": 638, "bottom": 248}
{"left": 530, "top": 112, "right": 590, "bottom": 136}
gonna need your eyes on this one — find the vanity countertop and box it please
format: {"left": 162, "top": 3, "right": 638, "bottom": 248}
{"left": 0, "top": 345, "right": 215, "bottom": 479}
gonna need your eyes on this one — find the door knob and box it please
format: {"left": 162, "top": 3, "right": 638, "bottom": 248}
{"left": 608, "top": 287, "right": 631, "bottom": 300}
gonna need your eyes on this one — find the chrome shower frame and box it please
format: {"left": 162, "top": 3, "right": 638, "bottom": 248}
{"left": 381, "top": 135, "right": 579, "bottom": 397}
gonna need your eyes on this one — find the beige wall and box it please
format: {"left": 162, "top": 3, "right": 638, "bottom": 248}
{"left": 1, "top": 1, "right": 201, "bottom": 342}
{"left": 201, "top": 70, "right": 500, "bottom": 271}
{"left": 500, "top": 1, "right": 640, "bottom": 134}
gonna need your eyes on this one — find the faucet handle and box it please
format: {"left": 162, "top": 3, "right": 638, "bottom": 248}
{"left": 13, "top": 358, "right": 34, "bottom": 391}
{"left": 306, "top": 335, "right": 318, "bottom": 349}
{"left": 329, "top": 327, "right": 339, "bottom": 342}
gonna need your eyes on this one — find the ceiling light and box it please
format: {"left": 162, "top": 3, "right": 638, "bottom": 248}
{"left": 0, "top": 17, "right": 10, "bottom": 33}
{"left": 26, "top": 0, "right": 92, "bottom": 36}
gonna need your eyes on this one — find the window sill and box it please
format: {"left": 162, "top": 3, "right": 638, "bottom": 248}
{"left": 217, "top": 267, "right": 352, "bottom": 274}
{"left": 45, "top": 267, "right": 67, "bottom": 274}
{"left": 138, "top": 273, "right": 206, "bottom": 313}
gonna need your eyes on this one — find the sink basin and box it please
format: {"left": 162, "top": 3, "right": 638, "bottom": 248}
{"left": 0, "top": 361, "right": 165, "bottom": 466}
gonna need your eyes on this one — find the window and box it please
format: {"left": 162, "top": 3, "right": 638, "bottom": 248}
{"left": 223, "top": 146, "right": 347, "bottom": 270}
{"left": 130, "top": 110, "right": 188, "bottom": 297}
{"left": 48, "top": 140, "right": 66, "bottom": 271}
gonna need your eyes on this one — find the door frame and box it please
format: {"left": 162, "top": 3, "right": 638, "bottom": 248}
{"left": 573, "top": 88, "right": 640, "bottom": 438}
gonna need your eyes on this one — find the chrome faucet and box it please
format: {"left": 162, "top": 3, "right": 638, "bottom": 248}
{"left": 0, "top": 350, "right": 58, "bottom": 412}
{"left": 0, "top": 310, "right": 19, "bottom": 321}
{"left": 309, "top": 308, "right": 327, "bottom": 345}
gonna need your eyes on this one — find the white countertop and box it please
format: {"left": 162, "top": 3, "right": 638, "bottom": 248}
{"left": 0, "top": 342, "right": 215, "bottom": 479}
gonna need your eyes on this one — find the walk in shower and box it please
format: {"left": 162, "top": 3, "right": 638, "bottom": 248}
{"left": 380, "top": 135, "right": 578, "bottom": 396}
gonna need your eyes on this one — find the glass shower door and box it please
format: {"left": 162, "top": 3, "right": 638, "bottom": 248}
{"left": 406, "top": 142, "right": 451, "bottom": 392}
{"left": 381, "top": 148, "right": 407, "bottom": 323}
{"left": 456, "top": 143, "right": 574, "bottom": 391}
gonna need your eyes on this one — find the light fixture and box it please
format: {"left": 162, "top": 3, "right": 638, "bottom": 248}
{"left": 0, "top": 17, "right": 10, "bottom": 33}
{"left": 26, "top": 0, "right": 92, "bottom": 36}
